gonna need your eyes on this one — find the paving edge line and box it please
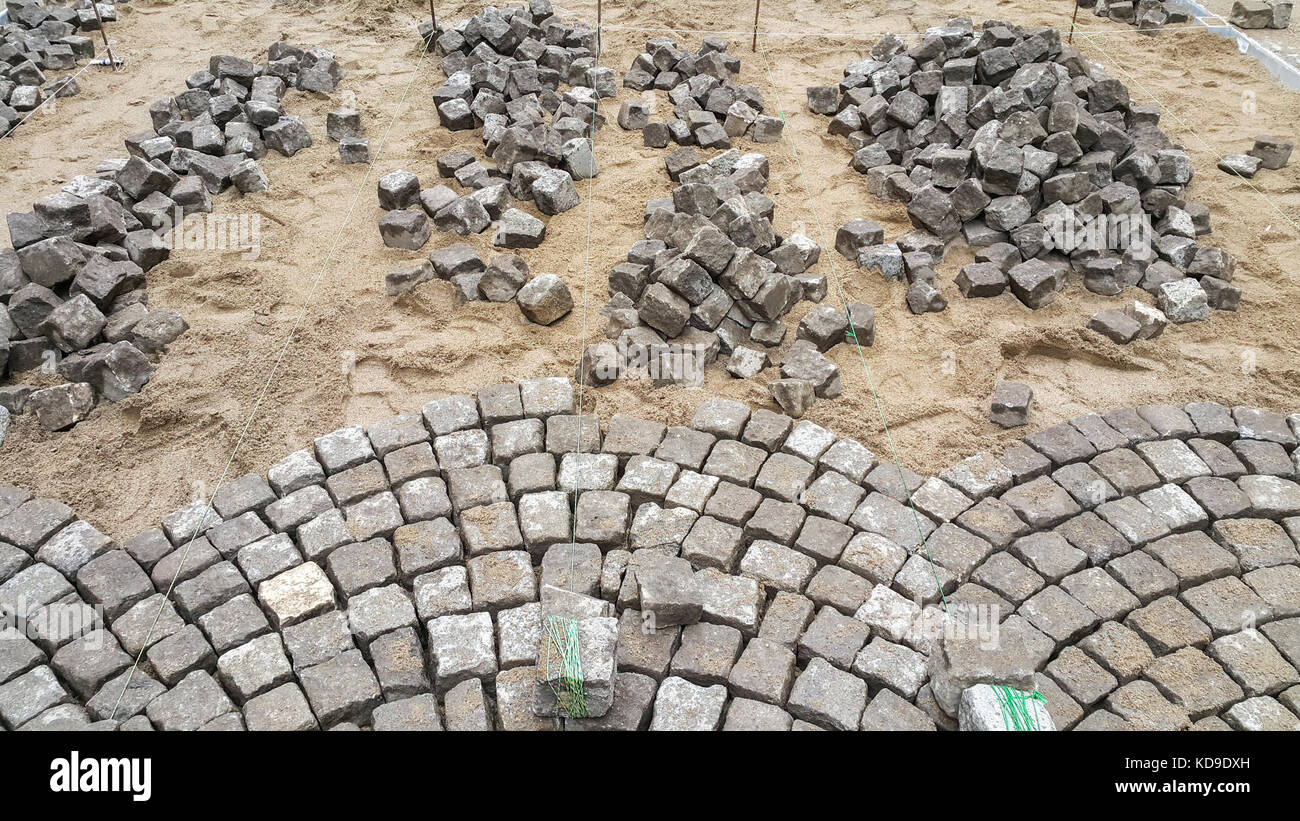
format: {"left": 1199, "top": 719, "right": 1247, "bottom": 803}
{"left": 1180, "top": 3, "right": 1300, "bottom": 91}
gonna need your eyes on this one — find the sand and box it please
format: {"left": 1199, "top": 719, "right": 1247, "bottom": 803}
{"left": 1, "top": 0, "right": 1297, "bottom": 541}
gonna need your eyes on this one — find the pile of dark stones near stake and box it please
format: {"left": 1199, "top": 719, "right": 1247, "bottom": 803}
{"left": 423, "top": 1, "right": 605, "bottom": 217}
{"left": 1, "top": 41, "right": 340, "bottom": 433}
{"left": 0, "top": 0, "right": 122, "bottom": 136}
{"left": 617, "top": 36, "right": 783, "bottom": 149}
{"left": 587, "top": 146, "right": 869, "bottom": 420}
{"left": 808, "top": 18, "right": 1240, "bottom": 344}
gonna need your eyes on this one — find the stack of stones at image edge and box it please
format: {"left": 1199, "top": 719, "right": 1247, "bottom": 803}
{"left": 594, "top": 147, "right": 839, "bottom": 419}
{"left": 808, "top": 18, "right": 1240, "bottom": 343}
{"left": 1, "top": 42, "right": 343, "bottom": 433}
{"left": 1086, "top": 0, "right": 1193, "bottom": 35}
{"left": 1, "top": 385, "right": 1297, "bottom": 731}
{"left": 0, "top": 0, "right": 123, "bottom": 136}
{"left": 421, "top": 1, "right": 606, "bottom": 219}
{"left": 618, "top": 35, "right": 784, "bottom": 149}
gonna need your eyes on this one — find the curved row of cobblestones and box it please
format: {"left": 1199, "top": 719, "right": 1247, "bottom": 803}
{"left": 0, "top": 379, "right": 1297, "bottom": 730}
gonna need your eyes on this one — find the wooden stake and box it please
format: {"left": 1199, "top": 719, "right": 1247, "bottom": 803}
{"left": 752, "top": 0, "right": 761, "bottom": 52}
{"left": 91, "top": 2, "right": 116, "bottom": 70}
{"left": 1068, "top": 0, "right": 1080, "bottom": 44}
{"left": 597, "top": 0, "right": 602, "bottom": 60}
{"left": 428, "top": 0, "right": 438, "bottom": 50}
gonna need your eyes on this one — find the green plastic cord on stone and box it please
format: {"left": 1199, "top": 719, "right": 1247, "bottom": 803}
{"left": 543, "top": 616, "right": 589, "bottom": 719}
{"left": 993, "top": 685, "right": 1047, "bottom": 731}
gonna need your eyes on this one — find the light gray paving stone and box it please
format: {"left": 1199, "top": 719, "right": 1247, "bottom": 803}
{"left": 861, "top": 687, "right": 936, "bottom": 730}
{"left": 838, "top": 531, "right": 907, "bottom": 586}
{"left": 1011, "top": 532, "right": 1087, "bottom": 583}
{"left": 216, "top": 633, "right": 294, "bottom": 703}
{"left": 1105, "top": 679, "right": 1191, "bottom": 731}
{"left": 347, "top": 583, "right": 418, "bottom": 643}
{"left": 664, "top": 470, "right": 721, "bottom": 513}
{"left": 629, "top": 503, "right": 698, "bottom": 552}
{"left": 369, "top": 626, "right": 432, "bottom": 700}
{"left": 1106, "top": 550, "right": 1179, "bottom": 603}
{"left": 852, "top": 492, "right": 935, "bottom": 551}
{"left": 1019, "top": 585, "right": 1099, "bottom": 645}
{"left": 1143, "top": 646, "right": 1244, "bottom": 719}
{"left": 695, "top": 568, "right": 763, "bottom": 635}
{"left": 1189, "top": 438, "right": 1249, "bottom": 479}
{"left": 938, "top": 452, "right": 1014, "bottom": 500}
{"left": 739, "top": 540, "right": 816, "bottom": 593}
{"left": 1208, "top": 630, "right": 1299, "bottom": 696}
{"left": 392, "top": 518, "right": 462, "bottom": 580}
{"left": 426, "top": 611, "right": 496, "bottom": 692}
{"left": 144, "top": 670, "right": 237, "bottom": 732}
{"left": 1060, "top": 567, "right": 1140, "bottom": 622}
{"left": 1243, "top": 564, "right": 1300, "bottom": 618}
{"left": 787, "top": 656, "right": 867, "bottom": 731}
{"left": 1125, "top": 596, "right": 1214, "bottom": 655}
{"left": 146, "top": 623, "right": 216, "bottom": 687}
{"left": 243, "top": 682, "right": 319, "bottom": 731}
{"left": 648, "top": 675, "right": 728, "bottom": 730}
{"left": 298, "top": 648, "right": 383, "bottom": 727}
{"left": 258, "top": 561, "right": 337, "bottom": 629}
{"left": 797, "top": 605, "right": 871, "bottom": 670}
{"left": 722, "top": 697, "right": 794, "bottom": 730}
{"left": 459, "top": 501, "right": 525, "bottom": 556}
{"left": 1135, "top": 438, "right": 1211, "bottom": 483}
{"left": 466, "top": 550, "right": 536, "bottom": 613}
{"left": 1223, "top": 696, "right": 1300, "bottom": 731}
{"left": 413, "top": 566, "right": 471, "bottom": 622}
{"left": 852, "top": 637, "right": 927, "bottom": 699}
{"left": 953, "top": 497, "right": 1028, "bottom": 549}
{"left": 1210, "top": 517, "right": 1300, "bottom": 571}
{"left": 1181, "top": 576, "right": 1273, "bottom": 636}
{"left": 282, "top": 610, "right": 354, "bottom": 671}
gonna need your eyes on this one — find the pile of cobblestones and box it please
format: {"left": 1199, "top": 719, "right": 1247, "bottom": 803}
{"left": 422, "top": 2, "right": 603, "bottom": 219}
{"left": 0, "top": 0, "right": 116, "bottom": 137}
{"left": 1086, "top": 0, "right": 1192, "bottom": 34}
{"left": 1, "top": 40, "right": 339, "bottom": 432}
{"left": 384, "top": 240, "right": 574, "bottom": 328}
{"left": 2, "top": 378, "right": 1295, "bottom": 730}
{"left": 810, "top": 19, "right": 1240, "bottom": 327}
{"left": 618, "top": 36, "right": 783, "bottom": 149}
{"left": 592, "top": 147, "right": 834, "bottom": 413}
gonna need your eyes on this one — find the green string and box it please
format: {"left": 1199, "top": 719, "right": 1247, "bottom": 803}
{"left": 993, "top": 686, "right": 1047, "bottom": 731}
{"left": 543, "top": 616, "right": 589, "bottom": 718}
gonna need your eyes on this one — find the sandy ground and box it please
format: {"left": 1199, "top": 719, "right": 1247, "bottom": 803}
{"left": 1195, "top": 0, "right": 1300, "bottom": 73}
{"left": 0, "top": 0, "right": 1297, "bottom": 541}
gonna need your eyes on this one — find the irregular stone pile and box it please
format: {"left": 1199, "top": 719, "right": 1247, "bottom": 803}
{"left": 424, "top": 2, "right": 603, "bottom": 217}
{"left": 384, "top": 240, "right": 573, "bottom": 327}
{"left": 1228, "top": 0, "right": 1293, "bottom": 29}
{"left": 590, "top": 147, "right": 830, "bottom": 402}
{"left": 0, "top": 0, "right": 114, "bottom": 136}
{"left": 1084, "top": 0, "right": 1192, "bottom": 34}
{"left": 1, "top": 41, "right": 335, "bottom": 432}
{"left": 376, "top": 148, "right": 553, "bottom": 251}
{"left": 2, "top": 385, "right": 1297, "bottom": 731}
{"left": 809, "top": 19, "right": 1240, "bottom": 328}
{"left": 619, "top": 36, "right": 783, "bottom": 149}
{"left": 1219, "top": 134, "right": 1293, "bottom": 178}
